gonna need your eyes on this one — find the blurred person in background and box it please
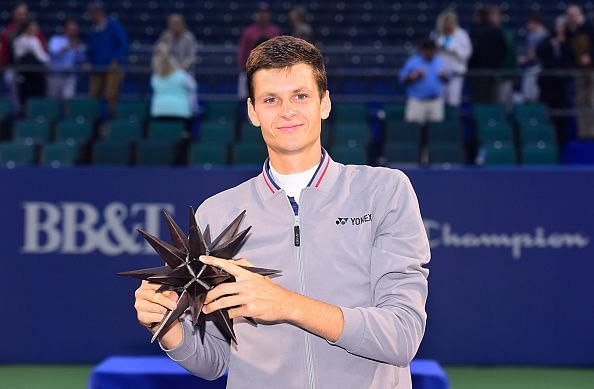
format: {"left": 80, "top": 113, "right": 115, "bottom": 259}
{"left": 47, "top": 19, "right": 85, "bottom": 100}
{"left": 518, "top": 12, "right": 548, "bottom": 103}
{"left": 289, "top": 6, "right": 312, "bottom": 42}
{"left": 13, "top": 19, "right": 48, "bottom": 110}
{"left": 487, "top": 6, "right": 517, "bottom": 108}
{"left": 468, "top": 5, "right": 507, "bottom": 104}
{"left": 400, "top": 38, "right": 450, "bottom": 124}
{"left": 537, "top": 15, "right": 571, "bottom": 145}
{"left": 150, "top": 49, "right": 196, "bottom": 134}
{"left": 237, "top": 2, "right": 280, "bottom": 99}
{"left": 0, "top": 2, "right": 45, "bottom": 113}
{"left": 565, "top": 4, "right": 594, "bottom": 139}
{"left": 435, "top": 9, "right": 472, "bottom": 107}
{"left": 85, "top": 1, "right": 128, "bottom": 115}
{"left": 154, "top": 14, "right": 197, "bottom": 73}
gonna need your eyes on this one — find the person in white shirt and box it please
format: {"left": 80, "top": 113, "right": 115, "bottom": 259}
{"left": 13, "top": 20, "right": 48, "bottom": 108}
{"left": 435, "top": 10, "right": 473, "bottom": 107}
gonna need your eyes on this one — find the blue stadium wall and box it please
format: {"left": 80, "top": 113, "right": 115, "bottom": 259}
{"left": 2, "top": 166, "right": 593, "bottom": 366}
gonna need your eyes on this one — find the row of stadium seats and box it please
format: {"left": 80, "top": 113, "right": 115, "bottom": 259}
{"left": 473, "top": 103, "right": 559, "bottom": 165}
{"left": 0, "top": 96, "right": 561, "bottom": 167}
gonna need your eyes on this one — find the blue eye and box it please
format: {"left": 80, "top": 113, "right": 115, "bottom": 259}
{"left": 264, "top": 97, "right": 277, "bottom": 104}
{"left": 296, "top": 94, "right": 308, "bottom": 100}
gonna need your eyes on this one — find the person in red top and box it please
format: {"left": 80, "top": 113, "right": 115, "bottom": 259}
{"left": 0, "top": 2, "right": 46, "bottom": 114}
{"left": 237, "top": 2, "right": 280, "bottom": 99}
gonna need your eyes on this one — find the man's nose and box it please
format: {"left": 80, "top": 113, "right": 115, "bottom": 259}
{"left": 280, "top": 101, "right": 296, "bottom": 118}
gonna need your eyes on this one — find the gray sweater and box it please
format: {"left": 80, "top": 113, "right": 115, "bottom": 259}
{"left": 162, "top": 153, "right": 430, "bottom": 388}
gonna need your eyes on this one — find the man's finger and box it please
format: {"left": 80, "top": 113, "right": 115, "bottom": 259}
{"left": 233, "top": 258, "right": 254, "bottom": 267}
{"left": 204, "top": 282, "right": 243, "bottom": 305}
{"left": 203, "top": 294, "right": 246, "bottom": 314}
{"left": 200, "top": 255, "right": 252, "bottom": 278}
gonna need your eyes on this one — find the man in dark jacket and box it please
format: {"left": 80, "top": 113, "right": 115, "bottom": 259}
{"left": 85, "top": 2, "right": 128, "bottom": 114}
{"left": 565, "top": 4, "right": 594, "bottom": 139}
{"left": 468, "top": 6, "right": 508, "bottom": 103}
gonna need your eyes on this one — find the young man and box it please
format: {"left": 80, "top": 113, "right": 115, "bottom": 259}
{"left": 134, "top": 36, "right": 430, "bottom": 388}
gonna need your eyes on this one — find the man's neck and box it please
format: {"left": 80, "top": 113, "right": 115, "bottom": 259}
{"left": 268, "top": 144, "right": 322, "bottom": 174}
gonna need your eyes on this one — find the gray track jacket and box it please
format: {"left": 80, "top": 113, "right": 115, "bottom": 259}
{"left": 163, "top": 152, "right": 430, "bottom": 388}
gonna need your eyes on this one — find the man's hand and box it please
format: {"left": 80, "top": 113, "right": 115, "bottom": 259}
{"left": 200, "top": 256, "right": 297, "bottom": 323}
{"left": 134, "top": 280, "right": 183, "bottom": 349}
{"left": 200, "top": 255, "right": 344, "bottom": 342}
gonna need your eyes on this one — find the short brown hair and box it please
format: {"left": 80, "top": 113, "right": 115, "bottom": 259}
{"left": 246, "top": 35, "right": 327, "bottom": 101}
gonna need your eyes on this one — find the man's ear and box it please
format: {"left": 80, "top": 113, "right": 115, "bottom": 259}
{"left": 247, "top": 98, "right": 261, "bottom": 127}
{"left": 321, "top": 90, "right": 331, "bottom": 120}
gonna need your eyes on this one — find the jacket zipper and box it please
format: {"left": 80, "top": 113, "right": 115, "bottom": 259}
{"left": 289, "top": 197, "right": 316, "bottom": 389}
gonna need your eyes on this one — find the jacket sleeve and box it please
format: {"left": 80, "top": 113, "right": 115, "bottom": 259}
{"left": 160, "top": 317, "right": 230, "bottom": 380}
{"left": 452, "top": 29, "right": 473, "bottom": 62}
{"left": 159, "top": 207, "right": 231, "bottom": 380}
{"left": 330, "top": 172, "right": 430, "bottom": 367}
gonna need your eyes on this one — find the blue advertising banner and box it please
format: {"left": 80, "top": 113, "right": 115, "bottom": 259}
{"left": 1, "top": 166, "right": 593, "bottom": 366}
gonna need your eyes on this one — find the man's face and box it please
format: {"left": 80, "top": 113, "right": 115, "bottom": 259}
{"left": 13, "top": 4, "right": 28, "bottom": 23}
{"left": 65, "top": 21, "right": 78, "bottom": 37}
{"left": 567, "top": 6, "right": 583, "bottom": 27}
{"left": 422, "top": 48, "right": 436, "bottom": 61}
{"left": 247, "top": 63, "right": 331, "bottom": 157}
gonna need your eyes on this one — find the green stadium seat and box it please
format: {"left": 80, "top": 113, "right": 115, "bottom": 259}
{"left": 520, "top": 124, "right": 556, "bottom": 145}
{"left": 382, "top": 102, "right": 405, "bottom": 124}
{"left": 93, "top": 140, "right": 131, "bottom": 165}
{"left": 232, "top": 142, "right": 267, "bottom": 165}
{"left": 428, "top": 122, "right": 462, "bottom": 144}
{"left": 516, "top": 115, "right": 553, "bottom": 130}
{"left": 27, "top": 98, "right": 60, "bottom": 123}
{"left": 483, "top": 142, "right": 516, "bottom": 165}
{"left": 0, "top": 141, "right": 35, "bottom": 166}
{"left": 385, "top": 121, "right": 421, "bottom": 145}
{"left": 41, "top": 142, "right": 79, "bottom": 167}
{"left": 513, "top": 103, "right": 548, "bottom": 121}
{"left": 429, "top": 142, "right": 464, "bottom": 164}
{"left": 115, "top": 99, "right": 148, "bottom": 123}
{"left": 137, "top": 140, "right": 177, "bottom": 166}
{"left": 384, "top": 142, "right": 419, "bottom": 163}
{"left": 444, "top": 105, "right": 460, "bottom": 124}
{"left": 56, "top": 120, "right": 93, "bottom": 143}
{"left": 331, "top": 145, "right": 367, "bottom": 165}
{"left": 473, "top": 104, "right": 507, "bottom": 122}
{"left": 148, "top": 121, "right": 187, "bottom": 141}
{"left": 333, "top": 102, "right": 367, "bottom": 124}
{"left": 14, "top": 120, "right": 51, "bottom": 143}
{"left": 189, "top": 142, "right": 228, "bottom": 166}
{"left": 477, "top": 121, "right": 514, "bottom": 143}
{"left": 522, "top": 142, "right": 559, "bottom": 165}
{"left": 204, "top": 101, "right": 238, "bottom": 125}
{"left": 240, "top": 122, "right": 263, "bottom": 142}
{"left": 201, "top": 121, "right": 235, "bottom": 143}
{"left": 66, "top": 98, "right": 101, "bottom": 123}
{"left": 105, "top": 120, "right": 143, "bottom": 142}
{"left": 0, "top": 99, "right": 11, "bottom": 121}
{"left": 333, "top": 123, "right": 370, "bottom": 146}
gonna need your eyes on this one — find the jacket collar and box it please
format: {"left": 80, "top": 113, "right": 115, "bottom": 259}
{"left": 257, "top": 148, "right": 340, "bottom": 200}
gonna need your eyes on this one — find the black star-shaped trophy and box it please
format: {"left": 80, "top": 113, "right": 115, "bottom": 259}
{"left": 119, "top": 207, "right": 281, "bottom": 344}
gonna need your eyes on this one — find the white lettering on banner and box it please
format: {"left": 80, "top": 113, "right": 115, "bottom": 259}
{"left": 21, "top": 202, "right": 175, "bottom": 255}
{"left": 424, "top": 219, "right": 590, "bottom": 260}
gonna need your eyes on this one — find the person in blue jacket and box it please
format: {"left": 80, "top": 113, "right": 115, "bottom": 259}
{"left": 85, "top": 2, "right": 128, "bottom": 114}
{"left": 134, "top": 36, "right": 430, "bottom": 389}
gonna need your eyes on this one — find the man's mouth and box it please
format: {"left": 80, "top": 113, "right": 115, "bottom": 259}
{"left": 277, "top": 124, "right": 303, "bottom": 132}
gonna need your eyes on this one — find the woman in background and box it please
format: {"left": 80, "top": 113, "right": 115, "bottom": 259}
{"left": 150, "top": 49, "right": 196, "bottom": 133}
{"left": 13, "top": 19, "right": 48, "bottom": 111}
{"left": 435, "top": 9, "right": 473, "bottom": 107}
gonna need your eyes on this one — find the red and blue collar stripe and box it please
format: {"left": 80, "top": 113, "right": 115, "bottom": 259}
{"left": 262, "top": 148, "right": 330, "bottom": 194}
